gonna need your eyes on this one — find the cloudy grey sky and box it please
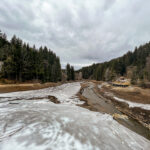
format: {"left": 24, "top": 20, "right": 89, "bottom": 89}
{"left": 0, "top": 0, "right": 150, "bottom": 69}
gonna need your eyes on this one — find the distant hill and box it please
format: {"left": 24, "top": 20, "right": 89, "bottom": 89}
{"left": 80, "top": 41, "right": 150, "bottom": 85}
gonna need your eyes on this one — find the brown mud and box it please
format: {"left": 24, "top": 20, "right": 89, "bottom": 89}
{"left": 77, "top": 82, "right": 150, "bottom": 140}
{"left": 48, "top": 95, "right": 60, "bottom": 104}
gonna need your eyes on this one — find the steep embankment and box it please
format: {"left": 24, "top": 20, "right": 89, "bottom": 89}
{"left": 78, "top": 81, "right": 150, "bottom": 140}
{"left": 96, "top": 82, "right": 150, "bottom": 130}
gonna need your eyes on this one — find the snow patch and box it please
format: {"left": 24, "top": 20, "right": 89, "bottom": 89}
{"left": 114, "top": 96, "right": 150, "bottom": 110}
{"left": 98, "top": 84, "right": 102, "bottom": 89}
{"left": 0, "top": 82, "right": 83, "bottom": 105}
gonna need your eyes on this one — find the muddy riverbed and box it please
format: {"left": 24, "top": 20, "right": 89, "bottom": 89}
{"left": 79, "top": 82, "right": 150, "bottom": 140}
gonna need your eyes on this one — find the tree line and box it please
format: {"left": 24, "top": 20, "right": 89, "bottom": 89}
{"left": 66, "top": 63, "right": 75, "bottom": 81}
{"left": 80, "top": 41, "right": 150, "bottom": 85}
{"left": 0, "top": 30, "right": 62, "bottom": 82}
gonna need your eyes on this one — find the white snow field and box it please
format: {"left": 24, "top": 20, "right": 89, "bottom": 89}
{"left": 0, "top": 82, "right": 83, "bottom": 105}
{"left": 0, "top": 82, "right": 150, "bottom": 150}
{"left": 114, "top": 96, "right": 150, "bottom": 110}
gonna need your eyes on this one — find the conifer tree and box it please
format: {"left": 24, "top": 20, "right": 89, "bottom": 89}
{"left": 0, "top": 30, "right": 62, "bottom": 83}
{"left": 70, "top": 66, "right": 75, "bottom": 80}
{"left": 66, "top": 63, "right": 71, "bottom": 81}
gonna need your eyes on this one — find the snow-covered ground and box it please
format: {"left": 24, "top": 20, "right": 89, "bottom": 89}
{"left": 114, "top": 96, "right": 150, "bottom": 110}
{"left": 0, "top": 82, "right": 150, "bottom": 150}
{"left": 98, "top": 84, "right": 102, "bottom": 89}
{"left": 0, "top": 82, "right": 83, "bottom": 105}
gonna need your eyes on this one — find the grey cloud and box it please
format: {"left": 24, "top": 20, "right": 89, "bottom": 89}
{"left": 0, "top": 0, "right": 150, "bottom": 69}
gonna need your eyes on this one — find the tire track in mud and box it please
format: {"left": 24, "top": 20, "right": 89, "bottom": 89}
{"left": 78, "top": 82, "right": 150, "bottom": 140}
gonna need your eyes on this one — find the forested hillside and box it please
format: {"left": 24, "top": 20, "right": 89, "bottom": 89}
{"left": 0, "top": 31, "right": 62, "bottom": 82}
{"left": 80, "top": 42, "right": 150, "bottom": 84}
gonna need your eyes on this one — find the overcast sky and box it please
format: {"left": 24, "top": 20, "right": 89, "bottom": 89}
{"left": 0, "top": 0, "right": 150, "bottom": 69}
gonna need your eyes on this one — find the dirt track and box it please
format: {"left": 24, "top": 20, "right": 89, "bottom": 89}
{"left": 78, "top": 82, "right": 150, "bottom": 140}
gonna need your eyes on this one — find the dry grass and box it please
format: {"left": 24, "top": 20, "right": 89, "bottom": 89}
{"left": 110, "top": 86, "right": 150, "bottom": 104}
{"left": 95, "top": 80, "right": 150, "bottom": 104}
{"left": 113, "top": 113, "right": 128, "bottom": 120}
{"left": 0, "top": 82, "right": 61, "bottom": 93}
